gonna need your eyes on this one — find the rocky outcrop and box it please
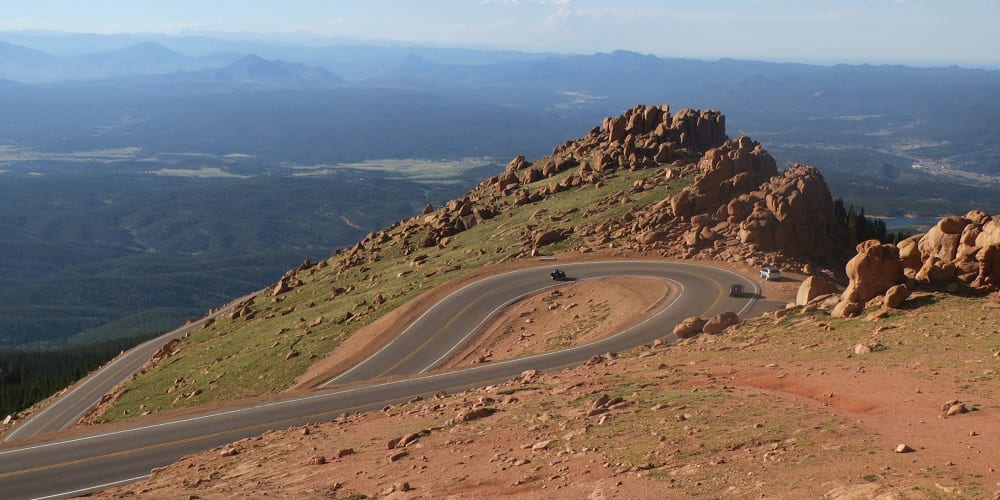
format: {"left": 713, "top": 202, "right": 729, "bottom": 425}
{"left": 833, "top": 210, "right": 1000, "bottom": 319}
{"left": 906, "top": 211, "right": 1000, "bottom": 290}
{"left": 604, "top": 135, "right": 852, "bottom": 268}
{"left": 671, "top": 136, "right": 778, "bottom": 220}
{"left": 730, "top": 164, "right": 847, "bottom": 259}
{"left": 856, "top": 211, "right": 1000, "bottom": 292}
{"left": 306, "top": 104, "right": 852, "bottom": 289}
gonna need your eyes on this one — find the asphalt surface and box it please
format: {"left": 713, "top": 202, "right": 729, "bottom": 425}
{"left": 3, "top": 295, "right": 254, "bottom": 443}
{"left": 0, "top": 261, "right": 764, "bottom": 499}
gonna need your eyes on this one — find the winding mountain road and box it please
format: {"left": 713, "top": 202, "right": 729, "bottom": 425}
{"left": 0, "top": 261, "right": 765, "bottom": 500}
{"left": 3, "top": 295, "right": 254, "bottom": 443}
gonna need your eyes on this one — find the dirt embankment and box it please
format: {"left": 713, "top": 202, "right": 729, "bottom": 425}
{"left": 444, "top": 276, "right": 674, "bottom": 367}
{"left": 96, "top": 292, "right": 1000, "bottom": 499}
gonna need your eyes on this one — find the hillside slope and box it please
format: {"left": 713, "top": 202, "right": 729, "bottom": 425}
{"left": 67, "top": 104, "right": 856, "bottom": 426}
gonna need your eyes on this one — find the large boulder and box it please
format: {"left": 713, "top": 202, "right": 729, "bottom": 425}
{"left": 841, "top": 240, "right": 905, "bottom": 305}
{"left": 884, "top": 284, "right": 911, "bottom": 309}
{"left": 673, "top": 317, "right": 707, "bottom": 339}
{"left": 534, "top": 229, "right": 568, "bottom": 248}
{"left": 671, "top": 108, "right": 726, "bottom": 151}
{"left": 831, "top": 300, "right": 863, "bottom": 318}
{"left": 918, "top": 216, "right": 970, "bottom": 263}
{"left": 607, "top": 115, "right": 628, "bottom": 143}
{"left": 702, "top": 312, "right": 739, "bottom": 334}
{"left": 973, "top": 245, "right": 1000, "bottom": 289}
{"left": 897, "top": 235, "right": 923, "bottom": 273}
{"left": 795, "top": 276, "right": 839, "bottom": 306}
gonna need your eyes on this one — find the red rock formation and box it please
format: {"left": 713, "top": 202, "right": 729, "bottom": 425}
{"left": 671, "top": 136, "right": 778, "bottom": 220}
{"left": 834, "top": 240, "right": 905, "bottom": 317}
{"left": 732, "top": 164, "right": 846, "bottom": 259}
{"left": 907, "top": 210, "right": 1000, "bottom": 290}
{"left": 795, "top": 276, "right": 839, "bottom": 306}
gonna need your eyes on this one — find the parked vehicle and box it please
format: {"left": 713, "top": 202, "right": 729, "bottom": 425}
{"left": 729, "top": 284, "right": 744, "bottom": 297}
{"left": 550, "top": 269, "right": 567, "bottom": 281}
{"left": 759, "top": 267, "right": 781, "bottom": 281}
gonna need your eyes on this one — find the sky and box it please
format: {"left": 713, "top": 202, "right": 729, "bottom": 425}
{"left": 1, "top": 0, "right": 998, "bottom": 66}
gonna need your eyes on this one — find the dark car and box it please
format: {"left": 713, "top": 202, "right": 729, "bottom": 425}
{"left": 729, "top": 284, "right": 744, "bottom": 297}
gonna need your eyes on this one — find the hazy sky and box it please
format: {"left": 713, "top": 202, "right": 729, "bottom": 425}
{"left": 2, "top": 0, "right": 998, "bottom": 65}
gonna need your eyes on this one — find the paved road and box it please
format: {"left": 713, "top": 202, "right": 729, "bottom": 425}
{"left": 323, "top": 261, "right": 758, "bottom": 386}
{"left": 3, "top": 295, "right": 255, "bottom": 443}
{"left": 0, "top": 261, "right": 761, "bottom": 499}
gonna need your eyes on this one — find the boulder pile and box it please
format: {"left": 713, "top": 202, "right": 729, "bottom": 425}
{"left": 831, "top": 210, "right": 1000, "bottom": 317}
{"left": 618, "top": 139, "right": 851, "bottom": 266}
{"left": 906, "top": 211, "right": 1000, "bottom": 289}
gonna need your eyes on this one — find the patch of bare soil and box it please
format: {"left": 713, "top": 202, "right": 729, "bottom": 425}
{"left": 444, "top": 276, "right": 673, "bottom": 368}
{"left": 97, "top": 293, "right": 1000, "bottom": 499}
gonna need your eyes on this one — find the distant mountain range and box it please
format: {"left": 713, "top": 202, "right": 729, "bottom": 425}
{"left": 0, "top": 31, "right": 997, "bottom": 214}
{"left": 0, "top": 40, "right": 238, "bottom": 82}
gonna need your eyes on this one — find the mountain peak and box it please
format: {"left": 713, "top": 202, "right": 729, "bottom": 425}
{"left": 114, "top": 41, "right": 183, "bottom": 57}
{"left": 215, "top": 54, "right": 347, "bottom": 88}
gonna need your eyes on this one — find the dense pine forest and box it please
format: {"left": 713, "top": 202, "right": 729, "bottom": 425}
{"left": 0, "top": 336, "right": 147, "bottom": 417}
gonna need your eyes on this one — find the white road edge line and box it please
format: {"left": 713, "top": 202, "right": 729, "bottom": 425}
{"left": 321, "top": 265, "right": 526, "bottom": 385}
{"left": 31, "top": 474, "right": 150, "bottom": 500}
{"left": 418, "top": 275, "right": 679, "bottom": 373}
{"left": 323, "top": 260, "right": 757, "bottom": 386}
{"left": 6, "top": 293, "right": 258, "bottom": 442}
{"left": 2, "top": 340, "right": 143, "bottom": 443}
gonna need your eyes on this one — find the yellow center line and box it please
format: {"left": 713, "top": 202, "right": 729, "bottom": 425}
{"left": 700, "top": 274, "right": 727, "bottom": 315}
{"left": 374, "top": 292, "right": 487, "bottom": 377}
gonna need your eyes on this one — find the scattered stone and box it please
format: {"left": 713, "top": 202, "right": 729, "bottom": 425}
{"left": 531, "top": 440, "right": 553, "bottom": 451}
{"left": 945, "top": 403, "right": 969, "bottom": 416}
{"left": 456, "top": 407, "right": 496, "bottom": 422}
{"left": 894, "top": 443, "right": 914, "bottom": 453}
{"left": 307, "top": 455, "right": 327, "bottom": 465}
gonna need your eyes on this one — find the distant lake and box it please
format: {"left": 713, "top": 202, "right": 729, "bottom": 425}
{"left": 878, "top": 216, "right": 941, "bottom": 229}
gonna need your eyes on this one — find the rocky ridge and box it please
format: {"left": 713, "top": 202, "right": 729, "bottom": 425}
{"left": 344, "top": 103, "right": 850, "bottom": 275}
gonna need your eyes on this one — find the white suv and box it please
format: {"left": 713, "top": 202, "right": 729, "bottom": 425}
{"left": 759, "top": 267, "right": 781, "bottom": 281}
